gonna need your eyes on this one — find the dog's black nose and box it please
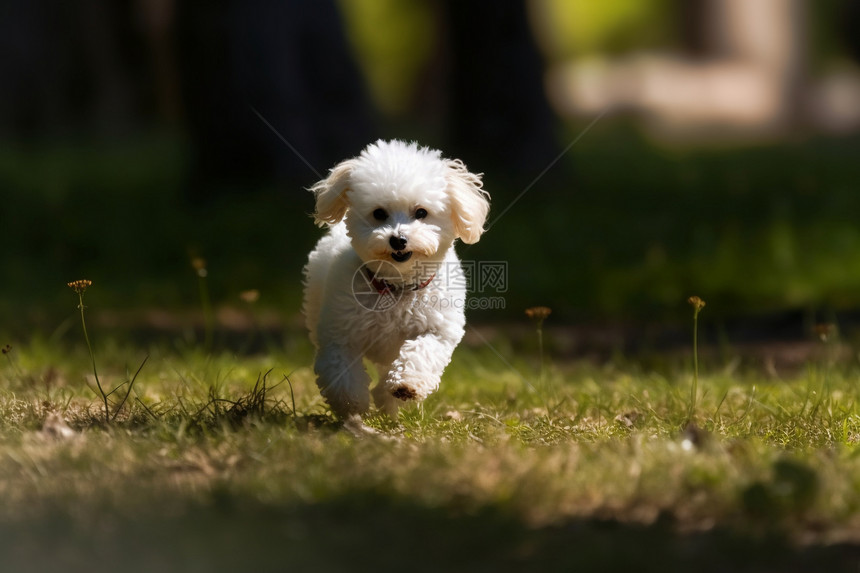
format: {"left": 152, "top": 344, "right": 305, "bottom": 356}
{"left": 389, "top": 235, "right": 407, "bottom": 250}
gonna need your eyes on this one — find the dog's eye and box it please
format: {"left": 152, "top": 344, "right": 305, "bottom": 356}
{"left": 415, "top": 208, "right": 428, "bottom": 220}
{"left": 372, "top": 208, "right": 388, "bottom": 221}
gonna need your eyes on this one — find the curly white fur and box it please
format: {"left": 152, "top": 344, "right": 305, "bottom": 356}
{"left": 303, "top": 140, "right": 490, "bottom": 418}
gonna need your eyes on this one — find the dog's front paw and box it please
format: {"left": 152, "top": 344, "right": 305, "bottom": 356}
{"left": 387, "top": 371, "right": 439, "bottom": 402}
{"left": 374, "top": 370, "right": 440, "bottom": 417}
{"left": 391, "top": 385, "right": 418, "bottom": 401}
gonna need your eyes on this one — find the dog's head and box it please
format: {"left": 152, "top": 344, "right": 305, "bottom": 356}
{"left": 310, "top": 140, "right": 490, "bottom": 276}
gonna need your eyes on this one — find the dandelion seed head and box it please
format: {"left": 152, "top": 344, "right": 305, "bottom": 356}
{"left": 240, "top": 289, "right": 260, "bottom": 304}
{"left": 67, "top": 279, "right": 92, "bottom": 294}
{"left": 525, "top": 306, "right": 552, "bottom": 321}
{"left": 814, "top": 323, "right": 836, "bottom": 343}
{"left": 191, "top": 257, "right": 208, "bottom": 278}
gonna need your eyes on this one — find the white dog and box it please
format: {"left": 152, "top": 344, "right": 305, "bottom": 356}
{"left": 303, "top": 139, "right": 490, "bottom": 418}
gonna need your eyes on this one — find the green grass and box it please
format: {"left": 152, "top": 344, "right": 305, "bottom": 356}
{"left": 4, "top": 125, "right": 860, "bottom": 570}
{"left": 2, "top": 330, "right": 860, "bottom": 571}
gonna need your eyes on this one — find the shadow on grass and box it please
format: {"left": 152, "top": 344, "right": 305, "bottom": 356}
{"left": 2, "top": 493, "right": 859, "bottom": 573}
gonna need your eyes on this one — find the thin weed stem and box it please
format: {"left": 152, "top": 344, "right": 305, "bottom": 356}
{"left": 537, "top": 324, "right": 545, "bottom": 388}
{"left": 526, "top": 306, "right": 552, "bottom": 401}
{"left": 691, "top": 309, "right": 699, "bottom": 413}
{"left": 687, "top": 296, "right": 706, "bottom": 423}
{"left": 284, "top": 373, "right": 297, "bottom": 416}
{"left": 111, "top": 354, "right": 149, "bottom": 421}
{"left": 2, "top": 345, "right": 24, "bottom": 379}
{"left": 68, "top": 280, "right": 147, "bottom": 424}
{"left": 199, "top": 274, "right": 213, "bottom": 350}
{"left": 75, "top": 287, "right": 109, "bottom": 423}
{"left": 192, "top": 258, "right": 214, "bottom": 351}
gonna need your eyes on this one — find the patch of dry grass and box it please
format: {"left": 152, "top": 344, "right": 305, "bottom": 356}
{"left": 2, "top": 336, "right": 860, "bottom": 570}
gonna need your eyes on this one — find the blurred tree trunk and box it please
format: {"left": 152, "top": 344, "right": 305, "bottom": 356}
{"left": 438, "top": 0, "right": 561, "bottom": 188}
{"left": 706, "top": 0, "right": 807, "bottom": 116}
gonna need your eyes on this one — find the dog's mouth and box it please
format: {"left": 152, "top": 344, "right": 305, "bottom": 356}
{"left": 390, "top": 251, "right": 413, "bottom": 263}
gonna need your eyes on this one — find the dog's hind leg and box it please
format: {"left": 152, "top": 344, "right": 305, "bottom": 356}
{"left": 371, "top": 376, "right": 401, "bottom": 418}
{"left": 314, "top": 344, "right": 371, "bottom": 417}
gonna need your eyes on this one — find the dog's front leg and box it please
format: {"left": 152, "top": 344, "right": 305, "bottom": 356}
{"left": 374, "top": 333, "right": 458, "bottom": 415}
{"left": 314, "top": 343, "right": 371, "bottom": 418}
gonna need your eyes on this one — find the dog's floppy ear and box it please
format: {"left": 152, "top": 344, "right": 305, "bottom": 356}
{"left": 446, "top": 159, "right": 490, "bottom": 244}
{"left": 310, "top": 159, "right": 356, "bottom": 226}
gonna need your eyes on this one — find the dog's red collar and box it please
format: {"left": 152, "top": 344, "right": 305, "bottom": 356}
{"left": 366, "top": 269, "right": 435, "bottom": 294}
{"left": 414, "top": 273, "right": 435, "bottom": 291}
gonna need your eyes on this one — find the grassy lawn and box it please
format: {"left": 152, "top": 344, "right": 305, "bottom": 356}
{"left": 4, "top": 128, "right": 860, "bottom": 569}
{"left": 3, "top": 309, "right": 860, "bottom": 571}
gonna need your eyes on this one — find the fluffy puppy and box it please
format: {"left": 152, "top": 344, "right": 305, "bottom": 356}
{"left": 303, "top": 140, "right": 490, "bottom": 418}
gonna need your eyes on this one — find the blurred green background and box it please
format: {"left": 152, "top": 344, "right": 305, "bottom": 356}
{"left": 2, "top": 0, "right": 860, "bottom": 338}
